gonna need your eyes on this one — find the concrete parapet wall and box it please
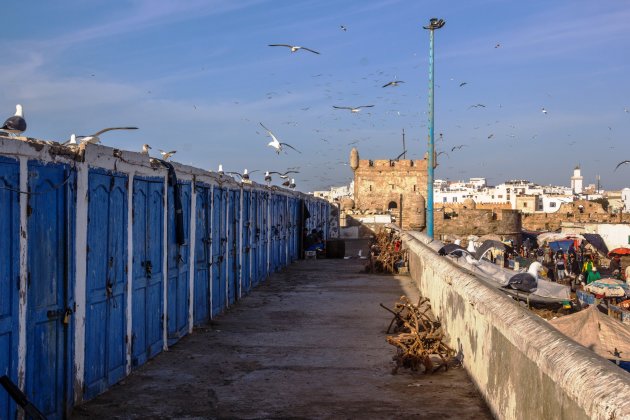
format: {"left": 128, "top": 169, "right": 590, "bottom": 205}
{"left": 402, "top": 231, "right": 630, "bottom": 420}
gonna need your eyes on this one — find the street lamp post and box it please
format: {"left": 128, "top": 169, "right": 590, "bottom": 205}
{"left": 423, "top": 17, "right": 445, "bottom": 239}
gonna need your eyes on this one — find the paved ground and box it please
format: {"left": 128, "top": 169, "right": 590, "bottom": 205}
{"left": 73, "top": 240, "right": 491, "bottom": 419}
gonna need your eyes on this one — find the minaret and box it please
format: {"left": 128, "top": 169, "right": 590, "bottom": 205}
{"left": 571, "top": 165, "right": 583, "bottom": 194}
{"left": 349, "top": 147, "right": 359, "bottom": 203}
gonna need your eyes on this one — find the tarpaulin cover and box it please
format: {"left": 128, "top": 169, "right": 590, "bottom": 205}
{"left": 548, "top": 240, "right": 574, "bottom": 252}
{"left": 583, "top": 233, "right": 609, "bottom": 255}
{"left": 550, "top": 305, "right": 630, "bottom": 362}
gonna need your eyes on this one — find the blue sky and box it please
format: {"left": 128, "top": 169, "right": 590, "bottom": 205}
{"left": 1, "top": 0, "right": 629, "bottom": 191}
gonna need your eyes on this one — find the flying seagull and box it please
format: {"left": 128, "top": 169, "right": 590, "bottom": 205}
{"left": 77, "top": 127, "right": 138, "bottom": 144}
{"left": 451, "top": 145, "right": 467, "bottom": 152}
{"left": 459, "top": 82, "right": 467, "bottom": 87}
{"left": 468, "top": 104, "right": 486, "bottom": 109}
{"left": 142, "top": 144, "right": 151, "bottom": 155}
{"left": 614, "top": 160, "right": 630, "bottom": 171}
{"left": 333, "top": 105, "right": 374, "bottom": 113}
{"left": 159, "top": 149, "right": 176, "bottom": 161}
{"left": 269, "top": 170, "right": 299, "bottom": 179}
{"left": 268, "top": 44, "right": 320, "bottom": 54}
{"left": 259, "top": 123, "right": 301, "bottom": 154}
{"left": 382, "top": 80, "right": 404, "bottom": 88}
{"left": 340, "top": 25, "right": 347, "bottom": 32}
{"left": 1, "top": 104, "right": 27, "bottom": 136}
{"left": 541, "top": 108, "right": 548, "bottom": 115}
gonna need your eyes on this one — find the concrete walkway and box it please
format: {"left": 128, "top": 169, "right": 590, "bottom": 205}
{"left": 73, "top": 242, "right": 491, "bottom": 419}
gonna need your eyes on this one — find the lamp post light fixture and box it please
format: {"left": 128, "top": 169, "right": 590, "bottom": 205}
{"left": 423, "top": 17, "right": 445, "bottom": 239}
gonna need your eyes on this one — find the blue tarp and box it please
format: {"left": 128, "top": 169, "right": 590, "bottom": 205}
{"left": 548, "top": 240, "right": 574, "bottom": 252}
{"left": 582, "top": 233, "right": 609, "bottom": 255}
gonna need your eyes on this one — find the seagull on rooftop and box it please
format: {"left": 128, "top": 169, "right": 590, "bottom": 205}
{"left": 1, "top": 104, "right": 27, "bottom": 136}
{"left": 159, "top": 149, "right": 176, "bottom": 161}
{"left": 76, "top": 127, "right": 138, "bottom": 144}
{"left": 264, "top": 171, "right": 272, "bottom": 185}
{"left": 66, "top": 134, "right": 77, "bottom": 145}
{"left": 268, "top": 44, "right": 320, "bottom": 54}
{"left": 142, "top": 144, "right": 151, "bottom": 155}
{"left": 333, "top": 105, "right": 374, "bottom": 113}
{"left": 259, "top": 123, "right": 301, "bottom": 154}
{"left": 382, "top": 80, "right": 404, "bottom": 88}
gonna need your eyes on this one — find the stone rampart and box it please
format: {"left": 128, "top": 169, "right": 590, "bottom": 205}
{"left": 402, "top": 231, "right": 630, "bottom": 420}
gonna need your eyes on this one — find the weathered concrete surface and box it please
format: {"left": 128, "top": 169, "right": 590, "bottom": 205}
{"left": 404, "top": 232, "right": 630, "bottom": 420}
{"left": 72, "top": 241, "right": 490, "bottom": 419}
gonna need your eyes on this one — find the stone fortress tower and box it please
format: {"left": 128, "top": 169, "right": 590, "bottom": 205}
{"left": 571, "top": 165, "right": 583, "bottom": 194}
{"left": 349, "top": 147, "right": 427, "bottom": 230}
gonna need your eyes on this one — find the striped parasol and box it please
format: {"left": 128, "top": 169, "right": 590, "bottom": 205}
{"left": 585, "top": 278, "right": 630, "bottom": 298}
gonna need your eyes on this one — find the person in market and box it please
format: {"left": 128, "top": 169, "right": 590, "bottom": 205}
{"left": 586, "top": 265, "right": 601, "bottom": 284}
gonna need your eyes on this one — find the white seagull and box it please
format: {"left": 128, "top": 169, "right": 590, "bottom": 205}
{"left": 268, "top": 44, "right": 320, "bottom": 54}
{"left": 159, "top": 149, "right": 176, "bottom": 161}
{"left": 1, "top": 104, "right": 27, "bottom": 136}
{"left": 141, "top": 144, "right": 151, "bottom": 155}
{"left": 541, "top": 108, "right": 548, "bottom": 115}
{"left": 333, "top": 105, "right": 374, "bottom": 113}
{"left": 382, "top": 81, "right": 404, "bottom": 88}
{"left": 77, "top": 127, "right": 138, "bottom": 144}
{"left": 259, "top": 123, "right": 301, "bottom": 154}
{"left": 269, "top": 170, "right": 299, "bottom": 179}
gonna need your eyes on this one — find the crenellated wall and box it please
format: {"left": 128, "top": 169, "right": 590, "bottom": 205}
{"left": 402, "top": 231, "right": 630, "bottom": 420}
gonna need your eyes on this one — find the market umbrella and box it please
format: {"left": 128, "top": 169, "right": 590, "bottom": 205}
{"left": 608, "top": 247, "right": 630, "bottom": 257}
{"left": 585, "top": 278, "right": 630, "bottom": 298}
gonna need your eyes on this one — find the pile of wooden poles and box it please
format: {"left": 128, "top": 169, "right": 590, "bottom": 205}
{"left": 367, "top": 228, "right": 407, "bottom": 274}
{"left": 381, "top": 296, "right": 455, "bottom": 374}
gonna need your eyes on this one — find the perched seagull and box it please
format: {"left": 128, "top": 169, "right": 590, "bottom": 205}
{"left": 218, "top": 164, "right": 224, "bottom": 175}
{"left": 614, "top": 160, "right": 630, "bottom": 171}
{"left": 66, "top": 134, "right": 77, "bottom": 145}
{"left": 281, "top": 179, "right": 290, "bottom": 187}
{"left": 382, "top": 80, "right": 404, "bottom": 88}
{"left": 333, "top": 105, "right": 374, "bottom": 113}
{"left": 268, "top": 44, "right": 320, "bottom": 54}
{"left": 259, "top": 122, "right": 301, "bottom": 154}
{"left": 541, "top": 108, "right": 548, "bottom": 115}
{"left": 77, "top": 127, "right": 138, "bottom": 144}
{"left": 159, "top": 149, "right": 176, "bottom": 161}
{"left": 264, "top": 171, "right": 272, "bottom": 185}
{"left": 2, "top": 104, "right": 27, "bottom": 136}
{"left": 289, "top": 179, "right": 296, "bottom": 189}
{"left": 141, "top": 144, "right": 151, "bottom": 155}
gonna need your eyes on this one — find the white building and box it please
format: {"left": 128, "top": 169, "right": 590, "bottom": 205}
{"left": 571, "top": 165, "right": 583, "bottom": 194}
{"left": 622, "top": 188, "right": 630, "bottom": 213}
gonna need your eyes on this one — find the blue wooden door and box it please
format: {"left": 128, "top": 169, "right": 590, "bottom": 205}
{"left": 241, "top": 190, "right": 251, "bottom": 294}
{"left": 227, "top": 190, "right": 240, "bottom": 304}
{"left": 250, "top": 191, "right": 260, "bottom": 287}
{"left": 211, "top": 187, "right": 227, "bottom": 316}
{"left": 0, "top": 157, "right": 19, "bottom": 419}
{"left": 131, "top": 177, "right": 164, "bottom": 367}
{"left": 84, "top": 170, "right": 128, "bottom": 399}
{"left": 167, "top": 182, "right": 191, "bottom": 345}
{"left": 261, "top": 192, "right": 269, "bottom": 280}
{"left": 193, "top": 185, "right": 211, "bottom": 325}
{"left": 26, "top": 161, "right": 75, "bottom": 419}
